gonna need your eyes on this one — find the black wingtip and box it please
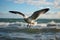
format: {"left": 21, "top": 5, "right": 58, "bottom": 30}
{"left": 45, "top": 8, "right": 49, "bottom": 10}
{"left": 9, "top": 11, "right": 15, "bottom": 13}
{"left": 9, "top": 11, "right": 18, "bottom": 14}
{"left": 43, "top": 8, "right": 49, "bottom": 12}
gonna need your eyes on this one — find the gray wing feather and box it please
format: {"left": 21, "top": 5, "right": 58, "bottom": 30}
{"left": 29, "top": 8, "right": 49, "bottom": 20}
{"left": 9, "top": 11, "right": 25, "bottom": 17}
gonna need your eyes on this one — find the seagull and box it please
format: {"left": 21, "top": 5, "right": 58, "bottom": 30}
{"left": 9, "top": 8, "right": 49, "bottom": 28}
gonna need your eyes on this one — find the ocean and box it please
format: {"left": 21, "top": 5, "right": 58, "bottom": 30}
{"left": 0, "top": 18, "right": 60, "bottom": 23}
{"left": 0, "top": 18, "right": 60, "bottom": 40}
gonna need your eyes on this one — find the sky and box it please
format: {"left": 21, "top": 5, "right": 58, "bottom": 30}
{"left": 0, "top": 0, "right": 60, "bottom": 19}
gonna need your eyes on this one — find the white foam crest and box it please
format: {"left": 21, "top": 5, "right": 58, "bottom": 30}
{"left": 0, "top": 22, "right": 9, "bottom": 25}
{"left": 0, "top": 22, "right": 27, "bottom": 28}
{"left": 0, "top": 21, "right": 60, "bottom": 29}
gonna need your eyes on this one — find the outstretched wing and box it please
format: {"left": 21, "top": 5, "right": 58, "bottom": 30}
{"left": 29, "top": 8, "right": 49, "bottom": 20}
{"left": 9, "top": 11, "right": 25, "bottom": 17}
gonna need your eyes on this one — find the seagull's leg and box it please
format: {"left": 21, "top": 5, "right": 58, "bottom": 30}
{"left": 29, "top": 24, "right": 31, "bottom": 28}
{"left": 27, "top": 24, "right": 29, "bottom": 28}
{"left": 27, "top": 24, "right": 31, "bottom": 28}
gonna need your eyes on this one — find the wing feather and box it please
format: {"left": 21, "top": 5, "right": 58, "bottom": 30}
{"left": 9, "top": 11, "right": 25, "bottom": 17}
{"left": 29, "top": 8, "right": 49, "bottom": 20}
